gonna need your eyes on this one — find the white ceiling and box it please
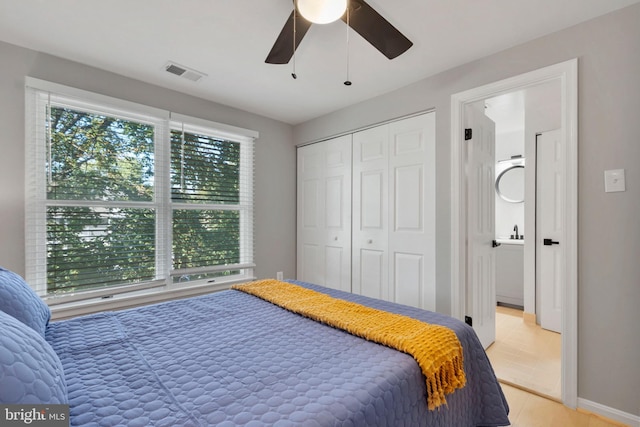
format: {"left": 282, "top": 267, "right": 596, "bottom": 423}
{"left": 484, "top": 79, "right": 561, "bottom": 134}
{"left": 0, "top": 0, "right": 637, "bottom": 125}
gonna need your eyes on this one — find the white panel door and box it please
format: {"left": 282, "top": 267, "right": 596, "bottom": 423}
{"left": 537, "top": 129, "right": 563, "bottom": 333}
{"left": 297, "top": 143, "right": 324, "bottom": 285}
{"left": 323, "top": 136, "right": 352, "bottom": 292}
{"left": 352, "top": 126, "right": 389, "bottom": 300}
{"left": 466, "top": 103, "right": 497, "bottom": 350}
{"left": 388, "top": 113, "right": 436, "bottom": 311}
{"left": 297, "top": 136, "right": 352, "bottom": 292}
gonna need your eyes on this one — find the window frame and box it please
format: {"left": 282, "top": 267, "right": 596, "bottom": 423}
{"left": 25, "top": 78, "right": 257, "bottom": 306}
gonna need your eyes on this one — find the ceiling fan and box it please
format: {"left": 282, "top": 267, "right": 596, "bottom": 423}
{"left": 265, "top": 0, "right": 413, "bottom": 64}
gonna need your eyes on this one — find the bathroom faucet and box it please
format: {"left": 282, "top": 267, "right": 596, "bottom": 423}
{"left": 513, "top": 225, "right": 519, "bottom": 239}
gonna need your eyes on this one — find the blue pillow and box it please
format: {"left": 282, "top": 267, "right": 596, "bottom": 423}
{"left": 0, "top": 310, "right": 68, "bottom": 404}
{"left": 0, "top": 267, "right": 51, "bottom": 338}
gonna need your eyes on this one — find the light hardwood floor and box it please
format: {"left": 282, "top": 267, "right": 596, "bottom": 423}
{"left": 502, "top": 383, "right": 628, "bottom": 427}
{"left": 491, "top": 307, "right": 628, "bottom": 426}
{"left": 487, "top": 305, "right": 561, "bottom": 399}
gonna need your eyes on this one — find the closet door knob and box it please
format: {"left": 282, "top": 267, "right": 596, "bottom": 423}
{"left": 334, "top": 236, "right": 338, "bottom": 241}
{"left": 367, "top": 239, "right": 373, "bottom": 244}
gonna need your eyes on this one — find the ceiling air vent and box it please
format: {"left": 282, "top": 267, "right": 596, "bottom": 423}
{"left": 164, "top": 61, "right": 206, "bottom": 83}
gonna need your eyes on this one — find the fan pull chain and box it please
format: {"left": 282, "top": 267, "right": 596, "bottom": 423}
{"left": 292, "top": 2, "right": 298, "bottom": 79}
{"left": 344, "top": 3, "right": 352, "bottom": 86}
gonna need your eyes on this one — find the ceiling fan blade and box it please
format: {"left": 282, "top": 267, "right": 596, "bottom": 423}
{"left": 342, "top": 0, "right": 413, "bottom": 60}
{"left": 265, "top": 10, "right": 313, "bottom": 64}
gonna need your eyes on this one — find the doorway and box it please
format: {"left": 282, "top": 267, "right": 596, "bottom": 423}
{"left": 450, "top": 59, "right": 578, "bottom": 408}
{"left": 481, "top": 87, "right": 563, "bottom": 399}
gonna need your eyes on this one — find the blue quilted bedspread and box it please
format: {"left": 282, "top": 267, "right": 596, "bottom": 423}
{"left": 45, "top": 281, "right": 509, "bottom": 426}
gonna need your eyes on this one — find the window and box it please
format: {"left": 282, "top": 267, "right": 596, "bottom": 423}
{"left": 169, "top": 123, "right": 254, "bottom": 284}
{"left": 25, "top": 79, "right": 256, "bottom": 302}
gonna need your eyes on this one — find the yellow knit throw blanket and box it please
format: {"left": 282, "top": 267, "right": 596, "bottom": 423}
{"left": 232, "top": 279, "right": 466, "bottom": 410}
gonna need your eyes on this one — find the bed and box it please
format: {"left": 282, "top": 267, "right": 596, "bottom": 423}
{"left": 1, "top": 267, "right": 510, "bottom": 426}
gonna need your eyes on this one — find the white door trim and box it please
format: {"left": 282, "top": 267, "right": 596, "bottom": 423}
{"left": 450, "top": 58, "right": 578, "bottom": 408}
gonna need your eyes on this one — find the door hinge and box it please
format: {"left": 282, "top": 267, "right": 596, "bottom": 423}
{"left": 464, "top": 316, "right": 473, "bottom": 327}
{"left": 464, "top": 128, "right": 472, "bottom": 140}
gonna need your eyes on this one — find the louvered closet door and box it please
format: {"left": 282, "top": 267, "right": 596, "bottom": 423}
{"left": 296, "top": 135, "right": 352, "bottom": 292}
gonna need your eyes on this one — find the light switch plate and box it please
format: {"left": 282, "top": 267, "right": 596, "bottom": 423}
{"left": 604, "top": 169, "right": 625, "bottom": 192}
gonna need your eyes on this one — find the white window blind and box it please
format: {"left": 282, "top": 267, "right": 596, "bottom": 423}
{"left": 25, "top": 79, "right": 256, "bottom": 301}
{"left": 168, "top": 120, "right": 255, "bottom": 283}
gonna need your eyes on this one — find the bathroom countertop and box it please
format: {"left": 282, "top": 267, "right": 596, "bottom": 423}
{"left": 496, "top": 238, "right": 524, "bottom": 245}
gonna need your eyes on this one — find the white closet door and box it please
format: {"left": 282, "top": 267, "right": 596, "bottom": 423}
{"left": 323, "top": 136, "right": 352, "bottom": 292}
{"left": 297, "top": 135, "right": 352, "bottom": 292}
{"left": 352, "top": 126, "right": 389, "bottom": 300}
{"left": 298, "top": 112, "right": 435, "bottom": 309}
{"left": 388, "top": 113, "right": 436, "bottom": 311}
{"left": 297, "top": 142, "right": 324, "bottom": 285}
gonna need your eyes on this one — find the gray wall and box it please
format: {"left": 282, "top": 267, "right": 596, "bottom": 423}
{"left": 294, "top": 3, "right": 640, "bottom": 417}
{"left": 1, "top": 3, "right": 638, "bottom": 418}
{"left": 0, "top": 40, "right": 297, "bottom": 283}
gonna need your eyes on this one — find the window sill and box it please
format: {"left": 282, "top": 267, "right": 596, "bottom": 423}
{"left": 49, "top": 275, "right": 256, "bottom": 321}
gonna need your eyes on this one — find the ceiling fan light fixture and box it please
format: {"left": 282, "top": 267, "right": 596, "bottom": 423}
{"left": 297, "top": 0, "right": 347, "bottom": 24}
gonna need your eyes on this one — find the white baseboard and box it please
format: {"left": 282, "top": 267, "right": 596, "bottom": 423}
{"left": 578, "top": 398, "right": 640, "bottom": 427}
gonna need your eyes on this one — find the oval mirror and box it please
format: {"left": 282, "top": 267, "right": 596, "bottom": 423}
{"left": 495, "top": 165, "right": 525, "bottom": 203}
